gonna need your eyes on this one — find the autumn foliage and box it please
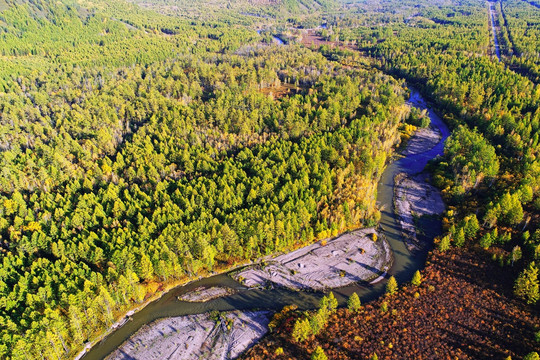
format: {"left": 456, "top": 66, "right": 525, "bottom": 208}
{"left": 242, "top": 248, "right": 540, "bottom": 360}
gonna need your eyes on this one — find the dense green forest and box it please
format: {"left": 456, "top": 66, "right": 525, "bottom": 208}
{"left": 500, "top": 0, "right": 540, "bottom": 81}
{"left": 1, "top": 0, "right": 540, "bottom": 359}
{"left": 0, "top": 0, "right": 411, "bottom": 358}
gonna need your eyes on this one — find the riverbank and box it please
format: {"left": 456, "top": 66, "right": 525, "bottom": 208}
{"left": 393, "top": 119, "right": 446, "bottom": 251}
{"left": 107, "top": 311, "right": 272, "bottom": 360}
{"left": 394, "top": 173, "right": 445, "bottom": 251}
{"left": 234, "top": 228, "right": 392, "bottom": 291}
{"left": 402, "top": 126, "right": 441, "bottom": 156}
{"left": 74, "top": 259, "right": 258, "bottom": 360}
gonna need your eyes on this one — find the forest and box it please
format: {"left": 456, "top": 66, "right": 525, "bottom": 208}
{"left": 1, "top": 0, "right": 539, "bottom": 359}
{"left": 0, "top": 0, "right": 411, "bottom": 358}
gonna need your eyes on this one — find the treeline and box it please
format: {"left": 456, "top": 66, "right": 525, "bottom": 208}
{"left": 0, "top": 0, "right": 258, "bottom": 81}
{"left": 123, "top": 0, "right": 337, "bottom": 23}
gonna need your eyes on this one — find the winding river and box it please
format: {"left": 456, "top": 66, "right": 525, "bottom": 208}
{"left": 80, "top": 88, "right": 450, "bottom": 360}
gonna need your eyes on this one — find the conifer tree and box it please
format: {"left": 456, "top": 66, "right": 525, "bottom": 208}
{"left": 515, "top": 262, "right": 539, "bottom": 304}
{"left": 386, "top": 276, "right": 398, "bottom": 295}
{"left": 311, "top": 346, "right": 328, "bottom": 360}
{"left": 347, "top": 292, "right": 361, "bottom": 312}
{"left": 411, "top": 270, "right": 422, "bottom": 286}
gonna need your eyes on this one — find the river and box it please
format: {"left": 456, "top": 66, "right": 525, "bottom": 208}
{"left": 256, "top": 29, "right": 286, "bottom": 45}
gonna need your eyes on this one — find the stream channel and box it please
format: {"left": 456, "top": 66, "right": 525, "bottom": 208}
{"left": 81, "top": 88, "right": 450, "bottom": 360}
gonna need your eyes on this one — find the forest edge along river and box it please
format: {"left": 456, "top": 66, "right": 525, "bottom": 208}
{"left": 79, "top": 86, "right": 451, "bottom": 360}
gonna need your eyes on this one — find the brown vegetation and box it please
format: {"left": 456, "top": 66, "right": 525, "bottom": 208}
{"left": 242, "top": 248, "right": 540, "bottom": 359}
{"left": 259, "top": 83, "right": 300, "bottom": 99}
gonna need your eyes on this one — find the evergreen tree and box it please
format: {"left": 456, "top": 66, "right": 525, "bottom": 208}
{"left": 347, "top": 292, "right": 361, "bottom": 312}
{"left": 327, "top": 292, "right": 338, "bottom": 312}
{"left": 292, "top": 318, "right": 312, "bottom": 342}
{"left": 411, "top": 270, "right": 422, "bottom": 286}
{"left": 140, "top": 254, "right": 155, "bottom": 281}
{"left": 454, "top": 228, "right": 465, "bottom": 247}
{"left": 514, "top": 262, "right": 539, "bottom": 304}
{"left": 479, "top": 233, "right": 493, "bottom": 249}
{"left": 438, "top": 234, "right": 451, "bottom": 252}
{"left": 464, "top": 215, "right": 480, "bottom": 240}
{"left": 311, "top": 346, "right": 328, "bottom": 360}
{"left": 309, "top": 310, "right": 327, "bottom": 335}
{"left": 386, "top": 276, "right": 398, "bottom": 295}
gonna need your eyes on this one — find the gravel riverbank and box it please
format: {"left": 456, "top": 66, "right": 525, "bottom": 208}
{"left": 234, "top": 228, "right": 392, "bottom": 290}
{"left": 394, "top": 173, "right": 445, "bottom": 250}
{"left": 107, "top": 311, "right": 272, "bottom": 360}
{"left": 402, "top": 126, "right": 441, "bottom": 156}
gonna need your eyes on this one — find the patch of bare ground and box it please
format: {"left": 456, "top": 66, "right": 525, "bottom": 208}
{"left": 259, "top": 83, "right": 300, "bottom": 99}
{"left": 234, "top": 228, "right": 392, "bottom": 291}
{"left": 402, "top": 126, "right": 441, "bottom": 156}
{"left": 177, "top": 286, "right": 237, "bottom": 302}
{"left": 299, "top": 29, "right": 357, "bottom": 51}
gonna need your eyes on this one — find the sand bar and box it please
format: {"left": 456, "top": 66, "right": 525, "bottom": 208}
{"left": 234, "top": 228, "right": 392, "bottom": 290}
{"left": 107, "top": 311, "right": 272, "bottom": 360}
{"left": 394, "top": 173, "right": 445, "bottom": 250}
{"left": 403, "top": 126, "right": 441, "bottom": 156}
{"left": 178, "top": 286, "right": 237, "bottom": 303}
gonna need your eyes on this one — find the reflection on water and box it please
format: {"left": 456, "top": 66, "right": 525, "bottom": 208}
{"left": 81, "top": 88, "right": 450, "bottom": 360}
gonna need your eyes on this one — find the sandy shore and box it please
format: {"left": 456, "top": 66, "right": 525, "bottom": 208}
{"left": 234, "top": 228, "right": 392, "bottom": 290}
{"left": 394, "top": 173, "right": 445, "bottom": 250}
{"left": 402, "top": 126, "right": 441, "bottom": 156}
{"left": 107, "top": 311, "right": 272, "bottom": 360}
{"left": 395, "top": 119, "right": 446, "bottom": 251}
{"left": 178, "top": 286, "right": 237, "bottom": 303}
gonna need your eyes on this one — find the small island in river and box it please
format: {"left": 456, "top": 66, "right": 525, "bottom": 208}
{"left": 177, "top": 286, "right": 237, "bottom": 303}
